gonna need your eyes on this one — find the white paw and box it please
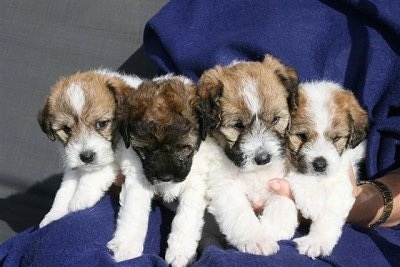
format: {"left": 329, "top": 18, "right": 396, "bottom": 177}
{"left": 295, "top": 192, "right": 325, "bottom": 221}
{"left": 294, "top": 235, "right": 334, "bottom": 259}
{"left": 39, "top": 216, "right": 54, "bottom": 228}
{"left": 39, "top": 211, "right": 66, "bottom": 228}
{"left": 261, "top": 196, "right": 298, "bottom": 241}
{"left": 165, "top": 237, "right": 197, "bottom": 267}
{"left": 165, "top": 250, "right": 194, "bottom": 267}
{"left": 107, "top": 237, "right": 143, "bottom": 262}
{"left": 265, "top": 223, "right": 297, "bottom": 241}
{"left": 236, "top": 237, "right": 279, "bottom": 256}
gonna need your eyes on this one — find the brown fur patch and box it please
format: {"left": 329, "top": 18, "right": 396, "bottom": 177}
{"left": 123, "top": 76, "right": 203, "bottom": 183}
{"left": 198, "top": 55, "right": 298, "bottom": 148}
{"left": 332, "top": 90, "right": 368, "bottom": 148}
{"left": 127, "top": 77, "right": 200, "bottom": 147}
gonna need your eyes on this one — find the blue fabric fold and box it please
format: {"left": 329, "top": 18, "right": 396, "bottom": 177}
{"left": 1, "top": 0, "right": 400, "bottom": 266}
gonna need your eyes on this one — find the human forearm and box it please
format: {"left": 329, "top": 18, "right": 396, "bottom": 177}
{"left": 347, "top": 172, "right": 400, "bottom": 227}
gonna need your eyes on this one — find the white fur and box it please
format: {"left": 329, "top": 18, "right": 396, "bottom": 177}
{"left": 241, "top": 79, "right": 261, "bottom": 115}
{"left": 285, "top": 81, "right": 365, "bottom": 258}
{"left": 299, "top": 81, "right": 347, "bottom": 176}
{"left": 40, "top": 70, "right": 142, "bottom": 228}
{"left": 95, "top": 68, "right": 143, "bottom": 89}
{"left": 40, "top": 141, "right": 122, "bottom": 228}
{"left": 108, "top": 140, "right": 211, "bottom": 266}
{"left": 206, "top": 139, "right": 297, "bottom": 255}
{"left": 67, "top": 83, "right": 85, "bottom": 115}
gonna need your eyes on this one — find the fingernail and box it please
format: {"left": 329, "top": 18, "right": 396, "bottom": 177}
{"left": 269, "top": 180, "right": 281, "bottom": 191}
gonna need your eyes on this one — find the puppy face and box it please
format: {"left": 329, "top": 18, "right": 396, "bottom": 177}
{"left": 287, "top": 81, "right": 368, "bottom": 175}
{"left": 198, "top": 55, "right": 299, "bottom": 171}
{"left": 38, "top": 71, "right": 132, "bottom": 170}
{"left": 122, "top": 76, "right": 202, "bottom": 184}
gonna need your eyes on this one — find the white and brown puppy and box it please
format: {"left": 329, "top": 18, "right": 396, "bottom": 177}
{"left": 107, "top": 75, "right": 210, "bottom": 266}
{"left": 286, "top": 81, "right": 368, "bottom": 258}
{"left": 197, "top": 55, "right": 300, "bottom": 255}
{"left": 38, "top": 69, "right": 142, "bottom": 227}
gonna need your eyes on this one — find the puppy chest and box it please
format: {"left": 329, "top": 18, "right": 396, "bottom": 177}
{"left": 237, "top": 172, "right": 272, "bottom": 203}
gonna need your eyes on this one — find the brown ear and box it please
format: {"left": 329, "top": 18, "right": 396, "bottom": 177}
{"left": 197, "top": 68, "right": 224, "bottom": 139}
{"left": 345, "top": 91, "right": 369, "bottom": 148}
{"left": 37, "top": 102, "right": 56, "bottom": 141}
{"left": 106, "top": 76, "right": 135, "bottom": 148}
{"left": 263, "top": 54, "right": 299, "bottom": 112}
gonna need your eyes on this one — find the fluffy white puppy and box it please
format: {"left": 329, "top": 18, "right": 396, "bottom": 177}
{"left": 197, "top": 55, "right": 300, "bottom": 255}
{"left": 286, "top": 81, "right": 368, "bottom": 258}
{"left": 38, "top": 69, "right": 142, "bottom": 227}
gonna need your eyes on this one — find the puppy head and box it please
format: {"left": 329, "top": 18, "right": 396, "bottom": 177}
{"left": 287, "top": 81, "right": 368, "bottom": 175}
{"left": 198, "top": 54, "right": 299, "bottom": 171}
{"left": 38, "top": 70, "right": 133, "bottom": 170}
{"left": 122, "top": 75, "right": 202, "bottom": 184}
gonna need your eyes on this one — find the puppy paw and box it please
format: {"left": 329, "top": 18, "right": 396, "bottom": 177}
{"left": 39, "top": 211, "right": 66, "bottom": 228}
{"left": 294, "top": 192, "right": 325, "bottom": 221}
{"left": 261, "top": 196, "right": 298, "bottom": 241}
{"left": 165, "top": 250, "right": 194, "bottom": 267}
{"left": 165, "top": 236, "right": 197, "bottom": 267}
{"left": 264, "top": 224, "right": 297, "bottom": 241}
{"left": 237, "top": 237, "right": 279, "bottom": 256}
{"left": 293, "top": 235, "right": 334, "bottom": 259}
{"left": 39, "top": 216, "right": 54, "bottom": 228}
{"left": 107, "top": 238, "right": 143, "bottom": 262}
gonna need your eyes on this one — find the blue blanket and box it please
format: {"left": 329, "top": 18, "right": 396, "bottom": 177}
{"left": 1, "top": 0, "right": 400, "bottom": 266}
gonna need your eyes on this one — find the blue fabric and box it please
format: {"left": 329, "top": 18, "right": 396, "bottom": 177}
{"left": 1, "top": 0, "right": 400, "bottom": 266}
{"left": 0, "top": 196, "right": 172, "bottom": 267}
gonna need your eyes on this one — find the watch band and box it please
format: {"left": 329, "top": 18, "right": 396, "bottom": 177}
{"left": 358, "top": 180, "right": 393, "bottom": 227}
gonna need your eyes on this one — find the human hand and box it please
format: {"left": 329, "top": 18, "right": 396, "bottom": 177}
{"left": 268, "top": 178, "right": 293, "bottom": 200}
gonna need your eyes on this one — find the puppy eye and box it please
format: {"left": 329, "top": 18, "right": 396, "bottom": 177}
{"left": 62, "top": 126, "right": 71, "bottom": 135}
{"left": 95, "top": 120, "right": 110, "bottom": 130}
{"left": 332, "top": 136, "right": 341, "bottom": 143}
{"left": 178, "top": 144, "right": 193, "bottom": 153}
{"left": 233, "top": 122, "right": 245, "bottom": 131}
{"left": 272, "top": 116, "right": 280, "bottom": 125}
{"left": 296, "top": 133, "right": 308, "bottom": 142}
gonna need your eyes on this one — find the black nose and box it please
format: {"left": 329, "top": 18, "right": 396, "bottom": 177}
{"left": 79, "top": 151, "right": 95, "bottom": 163}
{"left": 312, "top": 157, "right": 327, "bottom": 172}
{"left": 255, "top": 152, "right": 271, "bottom": 165}
{"left": 159, "top": 174, "right": 175, "bottom": 182}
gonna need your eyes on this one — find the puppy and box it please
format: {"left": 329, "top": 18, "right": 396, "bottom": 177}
{"left": 38, "top": 69, "right": 141, "bottom": 227}
{"left": 107, "top": 74, "right": 210, "bottom": 266}
{"left": 286, "top": 81, "right": 368, "bottom": 258}
{"left": 197, "top": 55, "right": 300, "bottom": 255}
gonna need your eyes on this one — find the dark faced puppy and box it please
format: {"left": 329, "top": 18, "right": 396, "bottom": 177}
{"left": 121, "top": 75, "right": 203, "bottom": 184}
{"left": 197, "top": 55, "right": 299, "bottom": 171}
{"left": 108, "top": 74, "right": 209, "bottom": 265}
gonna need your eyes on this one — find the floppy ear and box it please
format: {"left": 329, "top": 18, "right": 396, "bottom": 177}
{"left": 37, "top": 102, "right": 56, "bottom": 141}
{"left": 263, "top": 54, "right": 299, "bottom": 112}
{"left": 346, "top": 92, "right": 369, "bottom": 148}
{"left": 197, "top": 68, "right": 224, "bottom": 139}
{"left": 119, "top": 114, "right": 131, "bottom": 148}
{"left": 106, "top": 76, "right": 136, "bottom": 148}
